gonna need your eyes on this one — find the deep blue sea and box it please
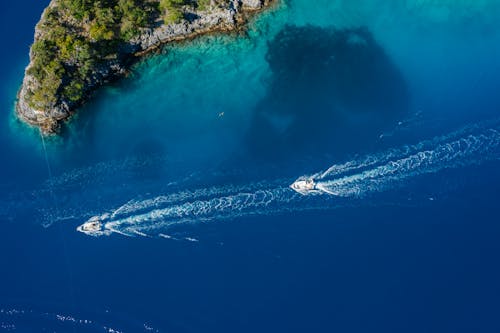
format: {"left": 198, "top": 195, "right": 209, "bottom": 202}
{"left": 2, "top": 1, "right": 500, "bottom": 332}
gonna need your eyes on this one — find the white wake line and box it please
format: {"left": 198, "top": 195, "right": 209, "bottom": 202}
{"left": 313, "top": 118, "right": 500, "bottom": 180}
{"left": 108, "top": 179, "right": 290, "bottom": 220}
{"left": 104, "top": 187, "right": 297, "bottom": 232}
{"left": 77, "top": 122, "right": 500, "bottom": 238}
{"left": 315, "top": 129, "right": 500, "bottom": 196}
{"left": 106, "top": 194, "right": 345, "bottom": 237}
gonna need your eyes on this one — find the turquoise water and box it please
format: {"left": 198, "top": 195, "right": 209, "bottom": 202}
{"left": 2, "top": 0, "right": 500, "bottom": 331}
{"left": 4, "top": 0, "right": 500, "bottom": 226}
{"left": 8, "top": 1, "right": 500, "bottom": 162}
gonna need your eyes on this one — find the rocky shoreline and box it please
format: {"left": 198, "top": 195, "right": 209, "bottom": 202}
{"left": 16, "top": 0, "right": 274, "bottom": 135}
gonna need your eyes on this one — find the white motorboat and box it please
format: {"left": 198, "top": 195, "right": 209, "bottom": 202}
{"left": 76, "top": 214, "right": 109, "bottom": 237}
{"left": 290, "top": 178, "right": 319, "bottom": 195}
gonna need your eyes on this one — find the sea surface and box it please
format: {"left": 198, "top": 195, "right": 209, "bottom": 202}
{"left": 1, "top": 1, "right": 500, "bottom": 332}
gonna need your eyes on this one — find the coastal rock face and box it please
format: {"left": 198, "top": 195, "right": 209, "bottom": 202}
{"left": 133, "top": 9, "right": 237, "bottom": 51}
{"left": 17, "top": 0, "right": 272, "bottom": 134}
{"left": 241, "top": 0, "right": 263, "bottom": 9}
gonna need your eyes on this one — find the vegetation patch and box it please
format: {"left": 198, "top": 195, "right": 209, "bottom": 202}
{"left": 25, "top": 0, "right": 221, "bottom": 110}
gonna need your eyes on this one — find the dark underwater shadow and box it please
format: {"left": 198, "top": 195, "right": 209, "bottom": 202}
{"left": 245, "top": 24, "right": 410, "bottom": 165}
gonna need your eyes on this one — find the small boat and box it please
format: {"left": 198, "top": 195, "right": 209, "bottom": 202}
{"left": 290, "top": 178, "right": 319, "bottom": 195}
{"left": 76, "top": 214, "right": 109, "bottom": 236}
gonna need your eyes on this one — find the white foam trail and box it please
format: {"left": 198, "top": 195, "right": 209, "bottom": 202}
{"left": 184, "top": 237, "right": 199, "bottom": 242}
{"left": 107, "top": 180, "right": 286, "bottom": 220}
{"left": 315, "top": 118, "right": 500, "bottom": 180}
{"left": 0, "top": 306, "right": 159, "bottom": 333}
{"left": 77, "top": 121, "right": 500, "bottom": 238}
{"left": 101, "top": 187, "right": 300, "bottom": 236}
{"left": 316, "top": 129, "right": 500, "bottom": 196}
{"left": 158, "top": 233, "right": 178, "bottom": 240}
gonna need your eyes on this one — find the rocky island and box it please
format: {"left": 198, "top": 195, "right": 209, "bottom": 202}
{"left": 16, "top": 0, "right": 273, "bottom": 134}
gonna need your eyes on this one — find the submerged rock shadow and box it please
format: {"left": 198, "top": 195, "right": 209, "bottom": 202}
{"left": 246, "top": 24, "right": 410, "bottom": 162}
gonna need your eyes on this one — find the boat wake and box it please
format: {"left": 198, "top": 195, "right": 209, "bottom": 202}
{"left": 303, "top": 126, "right": 500, "bottom": 197}
{"left": 77, "top": 186, "right": 308, "bottom": 237}
{"left": 0, "top": 305, "right": 160, "bottom": 333}
{"left": 78, "top": 120, "right": 500, "bottom": 237}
